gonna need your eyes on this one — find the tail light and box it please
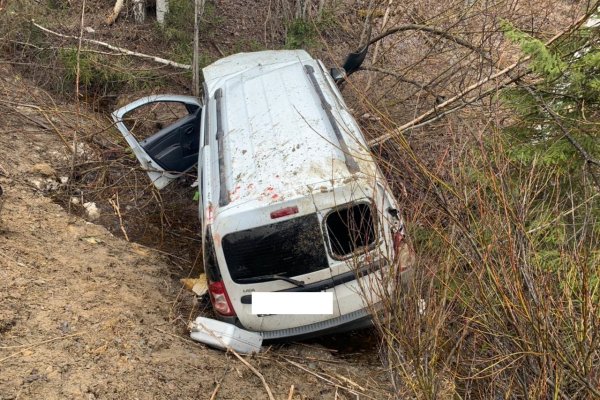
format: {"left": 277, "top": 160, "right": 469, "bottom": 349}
{"left": 393, "top": 230, "right": 404, "bottom": 256}
{"left": 208, "top": 281, "right": 236, "bottom": 316}
{"left": 392, "top": 229, "right": 414, "bottom": 271}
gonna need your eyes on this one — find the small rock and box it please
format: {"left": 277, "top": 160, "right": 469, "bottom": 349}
{"left": 75, "top": 142, "right": 91, "bottom": 158}
{"left": 29, "top": 178, "right": 44, "bottom": 190}
{"left": 83, "top": 202, "right": 100, "bottom": 221}
{"left": 84, "top": 26, "right": 95, "bottom": 33}
{"left": 60, "top": 176, "right": 69, "bottom": 184}
{"left": 59, "top": 321, "right": 71, "bottom": 334}
{"left": 24, "top": 369, "right": 46, "bottom": 384}
{"left": 45, "top": 178, "right": 60, "bottom": 192}
{"left": 30, "top": 163, "right": 56, "bottom": 177}
{"left": 71, "top": 196, "right": 80, "bottom": 205}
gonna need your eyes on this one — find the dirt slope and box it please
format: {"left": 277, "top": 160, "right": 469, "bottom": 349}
{"left": 0, "top": 66, "right": 388, "bottom": 399}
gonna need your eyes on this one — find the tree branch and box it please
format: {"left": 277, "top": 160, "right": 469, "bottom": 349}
{"left": 368, "top": 9, "right": 595, "bottom": 147}
{"left": 30, "top": 20, "right": 191, "bottom": 70}
{"left": 358, "top": 66, "right": 436, "bottom": 97}
{"left": 368, "top": 23, "right": 489, "bottom": 58}
{"left": 368, "top": 58, "right": 531, "bottom": 146}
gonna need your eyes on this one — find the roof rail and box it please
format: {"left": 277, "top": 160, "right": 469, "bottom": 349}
{"left": 215, "top": 89, "right": 229, "bottom": 206}
{"left": 304, "top": 65, "right": 360, "bottom": 174}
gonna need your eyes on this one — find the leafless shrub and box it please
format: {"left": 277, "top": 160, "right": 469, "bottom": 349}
{"left": 330, "top": 0, "right": 600, "bottom": 398}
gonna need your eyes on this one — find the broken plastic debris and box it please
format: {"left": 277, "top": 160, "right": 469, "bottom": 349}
{"left": 189, "top": 316, "right": 262, "bottom": 354}
{"left": 181, "top": 274, "right": 208, "bottom": 296}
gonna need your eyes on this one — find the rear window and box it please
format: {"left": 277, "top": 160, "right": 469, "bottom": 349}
{"left": 325, "top": 203, "right": 376, "bottom": 258}
{"left": 222, "top": 214, "right": 329, "bottom": 283}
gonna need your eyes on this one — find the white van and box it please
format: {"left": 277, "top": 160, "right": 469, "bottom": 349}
{"left": 112, "top": 50, "right": 412, "bottom": 340}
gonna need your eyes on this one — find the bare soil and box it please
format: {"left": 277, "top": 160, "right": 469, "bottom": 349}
{"left": 0, "top": 64, "right": 388, "bottom": 400}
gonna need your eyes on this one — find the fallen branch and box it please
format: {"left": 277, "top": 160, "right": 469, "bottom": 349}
{"left": 108, "top": 193, "right": 129, "bottom": 241}
{"left": 226, "top": 347, "right": 274, "bottom": 400}
{"left": 0, "top": 99, "right": 72, "bottom": 153}
{"left": 0, "top": 332, "right": 84, "bottom": 363}
{"left": 209, "top": 381, "right": 222, "bottom": 400}
{"left": 368, "top": 58, "right": 531, "bottom": 146}
{"left": 31, "top": 20, "right": 191, "bottom": 70}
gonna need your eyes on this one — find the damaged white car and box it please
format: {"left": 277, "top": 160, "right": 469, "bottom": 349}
{"left": 113, "top": 49, "right": 413, "bottom": 351}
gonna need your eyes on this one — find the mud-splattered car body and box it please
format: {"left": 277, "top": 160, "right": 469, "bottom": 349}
{"left": 113, "top": 50, "right": 412, "bottom": 340}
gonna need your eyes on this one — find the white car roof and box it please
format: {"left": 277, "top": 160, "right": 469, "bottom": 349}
{"left": 202, "top": 50, "right": 377, "bottom": 208}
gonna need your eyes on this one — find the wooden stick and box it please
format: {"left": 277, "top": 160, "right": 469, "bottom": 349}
{"left": 226, "top": 347, "right": 275, "bottom": 400}
{"left": 287, "top": 384, "right": 295, "bottom": 400}
{"left": 108, "top": 193, "right": 129, "bottom": 241}
{"left": 31, "top": 20, "right": 191, "bottom": 70}
{"left": 0, "top": 99, "right": 72, "bottom": 152}
{"left": 209, "top": 381, "right": 221, "bottom": 400}
{"left": 192, "top": 0, "right": 205, "bottom": 97}
{"left": 70, "top": 0, "right": 86, "bottom": 218}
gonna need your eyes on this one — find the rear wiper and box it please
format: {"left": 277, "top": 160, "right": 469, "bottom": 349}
{"left": 237, "top": 274, "right": 305, "bottom": 287}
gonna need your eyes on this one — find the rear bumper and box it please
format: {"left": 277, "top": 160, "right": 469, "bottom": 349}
{"left": 260, "top": 308, "right": 374, "bottom": 342}
{"left": 218, "top": 265, "right": 413, "bottom": 342}
{"left": 219, "top": 308, "right": 373, "bottom": 342}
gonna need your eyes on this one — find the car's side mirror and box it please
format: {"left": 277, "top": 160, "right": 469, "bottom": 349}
{"left": 330, "top": 43, "right": 370, "bottom": 84}
{"left": 330, "top": 67, "right": 346, "bottom": 83}
{"left": 342, "top": 44, "right": 369, "bottom": 76}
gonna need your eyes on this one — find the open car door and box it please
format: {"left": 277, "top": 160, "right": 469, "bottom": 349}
{"left": 112, "top": 95, "right": 202, "bottom": 189}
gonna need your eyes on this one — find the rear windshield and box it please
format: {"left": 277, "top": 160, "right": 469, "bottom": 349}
{"left": 222, "top": 213, "right": 329, "bottom": 283}
{"left": 325, "top": 203, "right": 376, "bottom": 258}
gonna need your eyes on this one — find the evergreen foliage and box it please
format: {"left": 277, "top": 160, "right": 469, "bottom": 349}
{"left": 501, "top": 21, "right": 600, "bottom": 176}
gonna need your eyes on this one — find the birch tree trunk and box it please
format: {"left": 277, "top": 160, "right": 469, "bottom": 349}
{"left": 156, "top": 0, "right": 169, "bottom": 25}
{"left": 105, "top": 0, "right": 124, "bottom": 25}
{"left": 132, "top": 0, "right": 146, "bottom": 23}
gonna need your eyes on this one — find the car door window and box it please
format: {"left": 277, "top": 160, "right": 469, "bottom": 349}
{"left": 122, "top": 102, "right": 201, "bottom": 172}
